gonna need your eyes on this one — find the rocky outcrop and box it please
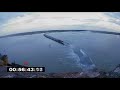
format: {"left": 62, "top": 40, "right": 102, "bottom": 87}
{"left": 0, "top": 64, "right": 120, "bottom": 78}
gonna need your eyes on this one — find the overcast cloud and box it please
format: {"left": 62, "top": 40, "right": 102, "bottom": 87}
{"left": 0, "top": 12, "right": 120, "bottom": 36}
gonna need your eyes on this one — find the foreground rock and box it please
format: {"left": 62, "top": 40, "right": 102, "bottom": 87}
{"left": 0, "top": 65, "right": 120, "bottom": 78}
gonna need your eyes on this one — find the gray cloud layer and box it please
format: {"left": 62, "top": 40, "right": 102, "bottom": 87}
{"left": 0, "top": 12, "right": 120, "bottom": 36}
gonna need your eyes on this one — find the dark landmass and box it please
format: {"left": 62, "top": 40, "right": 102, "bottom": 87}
{"left": 44, "top": 34, "right": 65, "bottom": 45}
{"left": 0, "top": 30, "right": 87, "bottom": 38}
{"left": 0, "top": 30, "right": 120, "bottom": 39}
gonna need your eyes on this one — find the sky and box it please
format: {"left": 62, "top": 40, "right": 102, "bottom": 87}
{"left": 0, "top": 12, "right": 120, "bottom": 36}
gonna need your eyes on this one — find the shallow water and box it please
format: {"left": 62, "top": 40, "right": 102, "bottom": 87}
{"left": 0, "top": 31, "right": 120, "bottom": 73}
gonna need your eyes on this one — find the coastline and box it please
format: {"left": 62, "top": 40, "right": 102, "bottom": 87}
{"left": 0, "top": 30, "right": 120, "bottom": 39}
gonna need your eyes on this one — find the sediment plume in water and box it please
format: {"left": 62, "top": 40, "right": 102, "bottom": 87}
{"left": 43, "top": 34, "right": 96, "bottom": 72}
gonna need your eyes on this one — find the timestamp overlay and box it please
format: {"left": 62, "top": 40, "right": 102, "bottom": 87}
{"left": 7, "top": 67, "right": 45, "bottom": 72}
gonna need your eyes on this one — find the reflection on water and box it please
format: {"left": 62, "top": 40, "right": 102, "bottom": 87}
{"left": 0, "top": 31, "right": 120, "bottom": 73}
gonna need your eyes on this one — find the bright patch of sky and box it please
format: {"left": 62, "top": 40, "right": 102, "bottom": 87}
{"left": 0, "top": 12, "right": 120, "bottom": 36}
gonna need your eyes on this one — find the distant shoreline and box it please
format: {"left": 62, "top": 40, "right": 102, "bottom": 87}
{"left": 0, "top": 30, "right": 120, "bottom": 39}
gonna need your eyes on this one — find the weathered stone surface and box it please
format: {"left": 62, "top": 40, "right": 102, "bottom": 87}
{"left": 1, "top": 65, "right": 120, "bottom": 78}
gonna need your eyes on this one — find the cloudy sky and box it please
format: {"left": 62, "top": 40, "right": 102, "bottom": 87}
{"left": 0, "top": 12, "right": 120, "bottom": 36}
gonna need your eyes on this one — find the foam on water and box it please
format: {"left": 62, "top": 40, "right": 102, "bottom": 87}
{"left": 61, "top": 38, "right": 96, "bottom": 72}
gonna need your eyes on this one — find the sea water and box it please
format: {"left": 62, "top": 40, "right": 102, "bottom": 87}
{"left": 0, "top": 31, "right": 120, "bottom": 73}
